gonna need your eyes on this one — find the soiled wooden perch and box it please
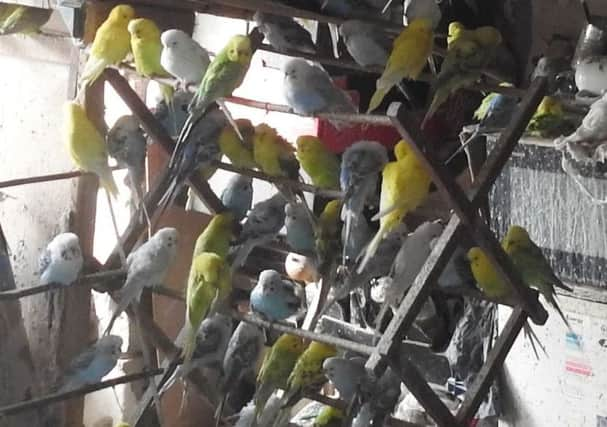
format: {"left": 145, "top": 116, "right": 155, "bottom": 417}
{"left": 0, "top": 268, "right": 184, "bottom": 302}
{"left": 214, "top": 161, "right": 344, "bottom": 199}
{"left": 0, "top": 369, "right": 164, "bottom": 418}
{"left": 0, "top": 166, "right": 123, "bottom": 189}
{"left": 232, "top": 311, "right": 374, "bottom": 355}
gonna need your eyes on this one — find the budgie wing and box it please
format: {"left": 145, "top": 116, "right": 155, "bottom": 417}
{"left": 194, "top": 60, "right": 245, "bottom": 110}
{"left": 38, "top": 247, "right": 51, "bottom": 276}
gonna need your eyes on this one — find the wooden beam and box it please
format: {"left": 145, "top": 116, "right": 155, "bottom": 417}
{"left": 456, "top": 307, "right": 527, "bottom": 424}
{"left": 386, "top": 79, "right": 549, "bottom": 325}
{"left": 387, "top": 355, "right": 459, "bottom": 427}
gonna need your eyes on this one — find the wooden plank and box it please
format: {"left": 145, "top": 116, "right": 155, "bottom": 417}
{"left": 387, "top": 80, "right": 549, "bottom": 325}
{"left": 456, "top": 307, "right": 528, "bottom": 423}
{"left": 0, "top": 224, "right": 42, "bottom": 427}
{"left": 388, "top": 355, "right": 459, "bottom": 427}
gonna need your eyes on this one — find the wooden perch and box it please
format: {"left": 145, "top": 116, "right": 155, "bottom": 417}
{"left": 0, "top": 369, "right": 164, "bottom": 418}
{"left": 0, "top": 166, "right": 123, "bottom": 190}
{"left": 214, "top": 161, "right": 344, "bottom": 199}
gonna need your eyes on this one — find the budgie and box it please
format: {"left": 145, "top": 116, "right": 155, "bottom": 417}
{"left": 285, "top": 252, "right": 319, "bottom": 283}
{"left": 254, "top": 11, "right": 316, "bottom": 54}
{"left": 358, "top": 140, "right": 432, "bottom": 273}
{"left": 57, "top": 335, "right": 122, "bottom": 393}
{"left": 78, "top": 4, "right": 135, "bottom": 90}
{"left": 253, "top": 124, "right": 299, "bottom": 179}
{"left": 106, "top": 115, "right": 147, "bottom": 208}
{"left": 230, "top": 193, "right": 287, "bottom": 269}
{"left": 39, "top": 233, "right": 83, "bottom": 287}
{"left": 316, "top": 199, "right": 343, "bottom": 263}
{"left": 313, "top": 405, "right": 345, "bottom": 427}
{"left": 254, "top": 334, "right": 307, "bottom": 422}
{"left": 215, "top": 321, "right": 265, "bottom": 427}
{"left": 182, "top": 252, "right": 232, "bottom": 365}
{"left": 250, "top": 269, "right": 304, "bottom": 322}
{"left": 340, "top": 140, "right": 388, "bottom": 266}
{"left": 282, "top": 58, "right": 357, "bottom": 128}
{"left": 285, "top": 202, "right": 316, "bottom": 255}
{"left": 128, "top": 18, "right": 174, "bottom": 105}
{"left": 39, "top": 232, "right": 83, "bottom": 329}
{"left": 341, "top": 214, "right": 372, "bottom": 267}
{"left": 403, "top": 0, "right": 442, "bottom": 28}
{"left": 160, "top": 29, "right": 210, "bottom": 86}
{"left": 526, "top": 96, "right": 573, "bottom": 138}
{"left": 0, "top": 4, "right": 51, "bottom": 35}
{"left": 296, "top": 136, "right": 340, "bottom": 190}
{"left": 322, "top": 356, "right": 369, "bottom": 401}
{"left": 104, "top": 228, "right": 178, "bottom": 334}
{"left": 64, "top": 101, "right": 118, "bottom": 197}
{"left": 193, "top": 212, "right": 236, "bottom": 259}
{"left": 423, "top": 22, "right": 503, "bottom": 124}
{"left": 218, "top": 118, "right": 257, "bottom": 169}
{"left": 339, "top": 20, "right": 391, "bottom": 68}
{"left": 274, "top": 341, "right": 337, "bottom": 426}
{"left": 502, "top": 225, "right": 574, "bottom": 330}
{"left": 466, "top": 247, "right": 512, "bottom": 300}
{"left": 368, "top": 18, "right": 434, "bottom": 112}
{"left": 221, "top": 174, "right": 253, "bottom": 221}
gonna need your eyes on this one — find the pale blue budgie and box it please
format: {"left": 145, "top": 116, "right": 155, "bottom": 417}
{"left": 254, "top": 11, "right": 316, "bottom": 54}
{"left": 341, "top": 214, "right": 372, "bottom": 267}
{"left": 285, "top": 202, "right": 316, "bottom": 255}
{"left": 282, "top": 58, "right": 357, "bottom": 127}
{"left": 220, "top": 174, "right": 253, "bottom": 221}
{"left": 57, "top": 335, "right": 122, "bottom": 393}
{"left": 104, "top": 228, "right": 178, "bottom": 335}
{"left": 322, "top": 356, "right": 370, "bottom": 401}
{"left": 250, "top": 269, "right": 304, "bottom": 322}
{"left": 340, "top": 140, "right": 388, "bottom": 266}
{"left": 229, "top": 193, "right": 287, "bottom": 269}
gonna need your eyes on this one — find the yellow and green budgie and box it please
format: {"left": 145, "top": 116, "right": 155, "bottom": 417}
{"left": 182, "top": 252, "right": 232, "bottom": 365}
{"left": 358, "top": 140, "right": 431, "bottom": 273}
{"left": 368, "top": 18, "right": 434, "bottom": 113}
{"left": 218, "top": 118, "right": 257, "bottom": 169}
{"left": 423, "top": 22, "right": 502, "bottom": 124}
{"left": 189, "top": 34, "right": 253, "bottom": 118}
{"left": 502, "top": 225, "right": 573, "bottom": 330}
{"left": 193, "top": 212, "right": 236, "bottom": 259}
{"left": 79, "top": 4, "right": 135, "bottom": 89}
{"left": 253, "top": 124, "right": 299, "bottom": 179}
{"left": 63, "top": 101, "right": 118, "bottom": 197}
{"left": 127, "top": 18, "right": 174, "bottom": 105}
{"left": 296, "top": 136, "right": 340, "bottom": 190}
{"left": 0, "top": 4, "right": 51, "bottom": 35}
{"left": 526, "top": 96, "right": 573, "bottom": 138}
{"left": 314, "top": 405, "right": 345, "bottom": 427}
{"left": 316, "top": 199, "right": 342, "bottom": 262}
{"left": 254, "top": 334, "right": 307, "bottom": 421}
{"left": 281, "top": 341, "right": 337, "bottom": 406}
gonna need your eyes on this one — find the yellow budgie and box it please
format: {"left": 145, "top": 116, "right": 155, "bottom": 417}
{"left": 423, "top": 22, "right": 502, "bottom": 124}
{"left": 358, "top": 141, "right": 431, "bottom": 273}
{"left": 466, "top": 247, "right": 512, "bottom": 299}
{"left": 0, "top": 4, "right": 51, "bottom": 35}
{"left": 79, "top": 4, "right": 135, "bottom": 90}
{"left": 296, "top": 136, "right": 340, "bottom": 190}
{"left": 128, "top": 18, "right": 174, "bottom": 104}
{"left": 253, "top": 124, "right": 299, "bottom": 179}
{"left": 368, "top": 18, "right": 434, "bottom": 113}
{"left": 526, "top": 96, "right": 572, "bottom": 138}
{"left": 254, "top": 334, "right": 307, "bottom": 420}
{"left": 502, "top": 225, "right": 573, "bottom": 330}
{"left": 193, "top": 212, "right": 235, "bottom": 259}
{"left": 218, "top": 119, "right": 257, "bottom": 169}
{"left": 182, "top": 252, "right": 232, "bottom": 365}
{"left": 316, "top": 199, "right": 342, "bottom": 262}
{"left": 63, "top": 101, "right": 118, "bottom": 197}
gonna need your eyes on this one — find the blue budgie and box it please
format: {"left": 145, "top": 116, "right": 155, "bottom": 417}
{"left": 285, "top": 202, "right": 316, "bottom": 255}
{"left": 220, "top": 174, "right": 253, "bottom": 221}
{"left": 250, "top": 269, "right": 305, "bottom": 322}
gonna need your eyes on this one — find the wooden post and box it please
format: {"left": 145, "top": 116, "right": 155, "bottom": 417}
{"left": 0, "top": 224, "right": 42, "bottom": 427}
